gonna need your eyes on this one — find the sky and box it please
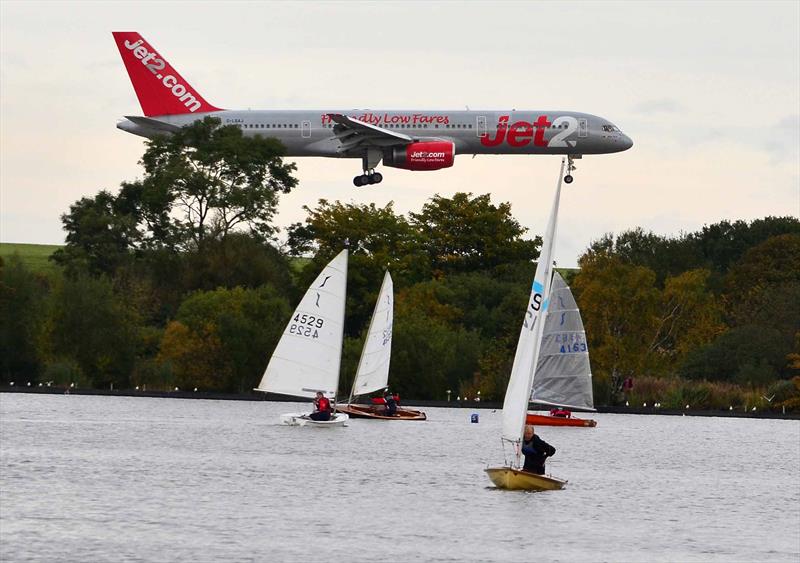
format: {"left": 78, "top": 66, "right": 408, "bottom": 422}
{"left": 1, "top": 1, "right": 798, "bottom": 267}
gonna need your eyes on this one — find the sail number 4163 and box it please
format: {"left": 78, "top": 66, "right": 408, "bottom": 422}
{"left": 289, "top": 313, "right": 324, "bottom": 339}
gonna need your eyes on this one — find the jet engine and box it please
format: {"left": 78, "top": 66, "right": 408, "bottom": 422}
{"left": 383, "top": 141, "right": 455, "bottom": 171}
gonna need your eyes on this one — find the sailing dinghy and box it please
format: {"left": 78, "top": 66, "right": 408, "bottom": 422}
{"left": 485, "top": 161, "right": 568, "bottom": 491}
{"left": 335, "top": 272, "right": 426, "bottom": 421}
{"left": 526, "top": 271, "right": 597, "bottom": 427}
{"left": 254, "top": 249, "right": 350, "bottom": 427}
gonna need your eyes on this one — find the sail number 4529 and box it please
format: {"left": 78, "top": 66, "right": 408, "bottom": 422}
{"left": 289, "top": 313, "right": 324, "bottom": 339}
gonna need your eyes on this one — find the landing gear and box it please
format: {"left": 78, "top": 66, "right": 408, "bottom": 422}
{"left": 564, "top": 154, "right": 580, "bottom": 184}
{"left": 353, "top": 170, "right": 383, "bottom": 187}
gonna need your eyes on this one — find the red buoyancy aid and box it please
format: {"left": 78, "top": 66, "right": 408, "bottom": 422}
{"left": 318, "top": 397, "right": 331, "bottom": 412}
{"left": 371, "top": 397, "right": 386, "bottom": 405}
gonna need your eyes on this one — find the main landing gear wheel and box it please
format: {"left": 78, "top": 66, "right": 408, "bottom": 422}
{"left": 353, "top": 171, "right": 383, "bottom": 186}
{"left": 564, "top": 175, "right": 574, "bottom": 184}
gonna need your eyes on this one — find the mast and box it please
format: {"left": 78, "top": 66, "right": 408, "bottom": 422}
{"left": 500, "top": 159, "right": 564, "bottom": 468}
{"left": 334, "top": 248, "right": 349, "bottom": 406}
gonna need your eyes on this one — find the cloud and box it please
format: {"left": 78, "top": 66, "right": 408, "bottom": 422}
{"left": 632, "top": 99, "right": 684, "bottom": 114}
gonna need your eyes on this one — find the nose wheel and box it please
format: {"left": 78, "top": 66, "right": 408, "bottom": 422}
{"left": 353, "top": 170, "right": 383, "bottom": 187}
{"left": 564, "top": 154, "right": 579, "bottom": 184}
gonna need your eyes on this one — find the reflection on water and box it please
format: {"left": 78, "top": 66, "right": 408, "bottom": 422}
{"left": 1, "top": 394, "right": 798, "bottom": 562}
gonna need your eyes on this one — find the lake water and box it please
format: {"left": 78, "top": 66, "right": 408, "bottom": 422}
{"left": 1, "top": 394, "right": 798, "bottom": 562}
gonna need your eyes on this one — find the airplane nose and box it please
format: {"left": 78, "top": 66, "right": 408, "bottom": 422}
{"left": 621, "top": 134, "right": 633, "bottom": 150}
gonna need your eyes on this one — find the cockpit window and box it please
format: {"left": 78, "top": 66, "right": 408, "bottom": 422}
{"left": 602, "top": 124, "right": 620, "bottom": 132}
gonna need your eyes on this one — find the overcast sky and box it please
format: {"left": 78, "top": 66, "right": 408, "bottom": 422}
{"left": 1, "top": 1, "right": 798, "bottom": 267}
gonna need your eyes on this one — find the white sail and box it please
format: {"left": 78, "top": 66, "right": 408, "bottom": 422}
{"left": 349, "top": 271, "right": 394, "bottom": 402}
{"left": 500, "top": 163, "right": 563, "bottom": 448}
{"left": 530, "top": 272, "right": 595, "bottom": 411}
{"left": 255, "top": 249, "right": 348, "bottom": 399}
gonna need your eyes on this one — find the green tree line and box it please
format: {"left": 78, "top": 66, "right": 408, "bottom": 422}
{"left": 2, "top": 117, "right": 798, "bottom": 410}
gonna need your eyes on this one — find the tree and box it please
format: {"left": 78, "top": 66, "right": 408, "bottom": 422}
{"left": 180, "top": 233, "right": 293, "bottom": 294}
{"left": 53, "top": 117, "right": 298, "bottom": 276}
{"left": 44, "top": 274, "right": 140, "bottom": 388}
{"left": 409, "top": 193, "right": 540, "bottom": 277}
{"left": 650, "top": 269, "right": 725, "bottom": 365}
{"left": 158, "top": 286, "right": 291, "bottom": 392}
{"left": 689, "top": 216, "right": 800, "bottom": 277}
{"left": 390, "top": 309, "right": 482, "bottom": 400}
{"left": 0, "top": 256, "right": 49, "bottom": 381}
{"left": 679, "top": 325, "right": 787, "bottom": 385}
{"left": 51, "top": 189, "right": 144, "bottom": 276}
{"left": 140, "top": 116, "right": 297, "bottom": 246}
{"left": 572, "top": 252, "right": 661, "bottom": 401}
{"left": 724, "top": 234, "right": 800, "bottom": 332}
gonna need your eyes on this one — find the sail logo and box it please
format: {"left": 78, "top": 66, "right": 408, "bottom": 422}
{"left": 123, "top": 38, "right": 203, "bottom": 112}
{"left": 531, "top": 280, "right": 547, "bottom": 311}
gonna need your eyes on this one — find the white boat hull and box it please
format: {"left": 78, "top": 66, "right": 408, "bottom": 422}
{"left": 280, "top": 412, "right": 349, "bottom": 427}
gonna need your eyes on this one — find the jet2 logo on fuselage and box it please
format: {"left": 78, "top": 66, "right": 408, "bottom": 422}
{"left": 480, "top": 115, "right": 579, "bottom": 149}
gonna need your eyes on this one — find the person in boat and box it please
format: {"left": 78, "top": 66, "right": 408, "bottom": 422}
{"left": 309, "top": 391, "right": 332, "bottom": 421}
{"left": 549, "top": 407, "right": 572, "bottom": 418}
{"left": 384, "top": 389, "right": 398, "bottom": 416}
{"left": 521, "top": 425, "right": 556, "bottom": 475}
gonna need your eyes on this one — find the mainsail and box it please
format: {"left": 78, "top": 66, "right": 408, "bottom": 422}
{"left": 530, "top": 272, "right": 594, "bottom": 411}
{"left": 500, "top": 163, "right": 563, "bottom": 450}
{"left": 255, "top": 249, "right": 348, "bottom": 399}
{"left": 348, "top": 271, "right": 394, "bottom": 402}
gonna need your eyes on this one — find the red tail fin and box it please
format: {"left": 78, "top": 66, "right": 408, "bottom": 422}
{"left": 112, "top": 32, "right": 221, "bottom": 117}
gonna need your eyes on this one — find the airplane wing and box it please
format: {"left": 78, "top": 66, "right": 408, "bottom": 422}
{"left": 327, "top": 113, "right": 413, "bottom": 154}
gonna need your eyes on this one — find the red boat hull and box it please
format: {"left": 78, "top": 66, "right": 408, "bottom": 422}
{"left": 526, "top": 413, "right": 597, "bottom": 427}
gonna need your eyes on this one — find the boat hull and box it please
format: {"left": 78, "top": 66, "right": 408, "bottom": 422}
{"left": 485, "top": 467, "right": 567, "bottom": 491}
{"left": 280, "top": 412, "right": 349, "bottom": 427}
{"left": 335, "top": 403, "right": 427, "bottom": 420}
{"left": 526, "top": 413, "right": 597, "bottom": 427}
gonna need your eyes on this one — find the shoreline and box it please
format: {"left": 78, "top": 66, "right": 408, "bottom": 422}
{"left": 2, "top": 386, "right": 798, "bottom": 420}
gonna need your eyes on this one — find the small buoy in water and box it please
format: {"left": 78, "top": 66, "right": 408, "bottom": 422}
{"left": 643, "top": 402, "right": 647, "bottom": 407}
{"left": 685, "top": 404, "right": 690, "bottom": 409}
{"left": 729, "top": 406, "right": 733, "bottom": 410}
{"left": 135, "top": 386, "right": 139, "bottom": 390}
{"left": 38, "top": 383, "right": 42, "bottom": 387}
{"left": 471, "top": 413, "right": 479, "bottom": 423}
{"left": 193, "top": 387, "right": 197, "bottom": 392}
{"left": 625, "top": 401, "right": 629, "bottom": 407}
{"left": 457, "top": 396, "right": 461, "bottom": 401}
{"left": 751, "top": 407, "right": 756, "bottom": 412}
{"left": 174, "top": 387, "right": 179, "bottom": 391}
{"left": 9, "top": 382, "right": 14, "bottom": 386}
{"left": 70, "top": 383, "right": 74, "bottom": 388}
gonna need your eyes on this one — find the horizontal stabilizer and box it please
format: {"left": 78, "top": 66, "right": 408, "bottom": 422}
{"left": 125, "top": 115, "right": 182, "bottom": 133}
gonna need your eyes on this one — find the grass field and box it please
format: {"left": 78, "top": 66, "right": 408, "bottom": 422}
{"left": 0, "top": 243, "right": 63, "bottom": 275}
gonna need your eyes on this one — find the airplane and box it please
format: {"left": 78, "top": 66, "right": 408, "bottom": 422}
{"left": 113, "top": 32, "right": 633, "bottom": 187}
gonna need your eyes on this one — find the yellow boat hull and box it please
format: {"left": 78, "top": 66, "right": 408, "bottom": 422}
{"left": 485, "top": 467, "right": 567, "bottom": 491}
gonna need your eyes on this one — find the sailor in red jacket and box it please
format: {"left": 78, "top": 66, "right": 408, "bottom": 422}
{"left": 309, "top": 391, "right": 332, "bottom": 421}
